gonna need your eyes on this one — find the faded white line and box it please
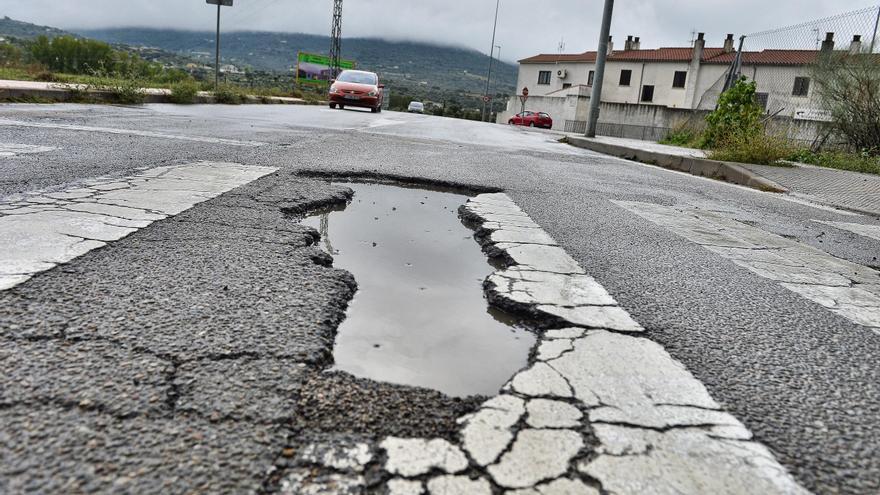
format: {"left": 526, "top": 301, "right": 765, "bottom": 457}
{"left": 0, "top": 143, "right": 56, "bottom": 157}
{"left": 0, "top": 119, "right": 266, "bottom": 147}
{"left": 0, "top": 162, "right": 276, "bottom": 290}
{"left": 285, "top": 194, "right": 808, "bottom": 494}
{"left": 616, "top": 200, "right": 880, "bottom": 333}
{"left": 814, "top": 220, "right": 880, "bottom": 242}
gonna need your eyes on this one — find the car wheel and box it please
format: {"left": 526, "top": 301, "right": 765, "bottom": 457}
{"left": 508, "top": 120, "right": 514, "bottom": 125}
{"left": 371, "top": 107, "right": 378, "bottom": 113}
{"left": 377, "top": 106, "right": 382, "bottom": 113}
{"left": 329, "top": 103, "right": 337, "bottom": 109}
{"left": 339, "top": 105, "right": 345, "bottom": 110}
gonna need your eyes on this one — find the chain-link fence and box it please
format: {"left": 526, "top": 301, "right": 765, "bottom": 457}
{"left": 724, "top": 7, "right": 880, "bottom": 146}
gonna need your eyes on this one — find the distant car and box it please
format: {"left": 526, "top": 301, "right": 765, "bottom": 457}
{"left": 328, "top": 70, "right": 384, "bottom": 113}
{"left": 407, "top": 101, "right": 425, "bottom": 113}
{"left": 508, "top": 111, "right": 553, "bottom": 129}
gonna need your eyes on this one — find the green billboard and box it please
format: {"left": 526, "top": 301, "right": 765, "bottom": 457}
{"left": 296, "top": 52, "right": 356, "bottom": 88}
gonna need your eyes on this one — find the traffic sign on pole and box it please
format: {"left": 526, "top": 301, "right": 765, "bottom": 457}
{"left": 482, "top": 95, "right": 492, "bottom": 103}
{"left": 206, "top": 0, "right": 233, "bottom": 90}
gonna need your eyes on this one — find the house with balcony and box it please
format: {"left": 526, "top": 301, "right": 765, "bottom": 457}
{"left": 499, "top": 32, "right": 861, "bottom": 139}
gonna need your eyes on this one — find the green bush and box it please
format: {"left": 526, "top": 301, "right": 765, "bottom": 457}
{"left": 214, "top": 84, "right": 246, "bottom": 104}
{"left": 169, "top": 80, "right": 200, "bottom": 104}
{"left": 704, "top": 77, "right": 763, "bottom": 148}
{"left": 93, "top": 71, "right": 146, "bottom": 105}
{"left": 660, "top": 120, "right": 705, "bottom": 148}
{"left": 707, "top": 132, "right": 795, "bottom": 166}
{"left": 789, "top": 149, "right": 880, "bottom": 175}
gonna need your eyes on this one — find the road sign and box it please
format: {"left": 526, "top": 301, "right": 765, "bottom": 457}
{"left": 482, "top": 95, "right": 492, "bottom": 103}
{"left": 206, "top": 0, "right": 233, "bottom": 6}
{"left": 522, "top": 87, "right": 529, "bottom": 97}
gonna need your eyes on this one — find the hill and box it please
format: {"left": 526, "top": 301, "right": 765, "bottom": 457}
{"left": 77, "top": 28, "right": 517, "bottom": 95}
{"left": 0, "top": 15, "right": 74, "bottom": 39}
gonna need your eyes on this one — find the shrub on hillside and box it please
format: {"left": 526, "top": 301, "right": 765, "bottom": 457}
{"left": 214, "top": 84, "right": 246, "bottom": 104}
{"left": 169, "top": 80, "right": 200, "bottom": 104}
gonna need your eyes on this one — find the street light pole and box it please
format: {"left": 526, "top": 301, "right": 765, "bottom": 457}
{"left": 492, "top": 44, "right": 501, "bottom": 118}
{"left": 586, "top": 0, "right": 614, "bottom": 137}
{"left": 482, "top": 0, "right": 501, "bottom": 122}
{"left": 215, "top": 2, "right": 221, "bottom": 90}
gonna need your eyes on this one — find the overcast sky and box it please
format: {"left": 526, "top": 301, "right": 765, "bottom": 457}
{"left": 0, "top": 1, "right": 872, "bottom": 61}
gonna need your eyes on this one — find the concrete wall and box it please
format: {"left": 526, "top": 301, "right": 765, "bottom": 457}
{"left": 498, "top": 94, "right": 827, "bottom": 145}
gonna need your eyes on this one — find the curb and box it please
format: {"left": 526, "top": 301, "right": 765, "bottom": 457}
{"left": 566, "top": 136, "right": 789, "bottom": 193}
{"left": 0, "top": 85, "right": 314, "bottom": 106}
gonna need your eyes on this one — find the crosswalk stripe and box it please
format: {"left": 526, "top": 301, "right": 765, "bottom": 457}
{"left": 0, "top": 119, "right": 267, "bottom": 147}
{"left": 615, "top": 200, "right": 880, "bottom": 333}
{"left": 0, "top": 162, "right": 276, "bottom": 290}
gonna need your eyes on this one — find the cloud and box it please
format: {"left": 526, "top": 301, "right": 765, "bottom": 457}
{"left": 0, "top": 0, "right": 870, "bottom": 61}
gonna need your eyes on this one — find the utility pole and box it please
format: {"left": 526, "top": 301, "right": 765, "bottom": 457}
{"left": 206, "top": 0, "right": 233, "bottom": 90}
{"left": 482, "top": 0, "right": 501, "bottom": 122}
{"left": 492, "top": 44, "right": 501, "bottom": 117}
{"left": 329, "top": 0, "right": 344, "bottom": 78}
{"left": 586, "top": 0, "right": 614, "bottom": 138}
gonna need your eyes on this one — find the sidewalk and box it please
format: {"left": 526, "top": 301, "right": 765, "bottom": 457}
{"left": 0, "top": 79, "right": 308, "bottom": 105}
{"left": 569, "top": 135, "right": 880, "bottom": 217}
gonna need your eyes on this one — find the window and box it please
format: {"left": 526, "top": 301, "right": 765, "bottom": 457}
{"left": 640, "top": 85, "right": 655, "bottom": 102}
{"left": 793, "top": 77, "right": 810, "bottom": 97}
{"left": 619, "top": 70, "right": 632, "bottom": 86}
{"left": 672, "top": 71, "right": 687, "bottom": 88}
{"left": 562, "top": 83, "right": 572, "bottom": 89}
{"left": 588, "top": 70, "right": 595, "bottom": 86}
{"left": 538, "top": 71, "right": 552, "bottom": 85}
{"left": 755, "top": 92, "right": 769, "bottom": 110}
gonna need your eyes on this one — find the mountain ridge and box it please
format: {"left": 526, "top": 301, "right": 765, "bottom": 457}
{"left": 76, "top": 27, "right": 517, "bottom": 94}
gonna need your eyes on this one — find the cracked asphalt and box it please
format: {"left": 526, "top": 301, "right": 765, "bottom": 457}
{"left": 0, "top": 103, "right": 878, "bottom": 494}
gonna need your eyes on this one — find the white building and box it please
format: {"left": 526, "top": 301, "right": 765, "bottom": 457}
{"left": 499, "top": 32, "right": 859, "bottom": 136}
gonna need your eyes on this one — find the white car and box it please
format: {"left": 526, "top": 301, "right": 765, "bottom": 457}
{"left": 407, "top": 101, "right": 425, "bottom": 113}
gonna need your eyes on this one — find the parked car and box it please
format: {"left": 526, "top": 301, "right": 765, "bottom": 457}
{"left": 407, "top": 101, "right": 425, "bottom": 113}
{"left": 508, "top": 111, "right": 553, "bottom": 129}
{"left": 328, "top": 70, "right": 384, "bottom": 113}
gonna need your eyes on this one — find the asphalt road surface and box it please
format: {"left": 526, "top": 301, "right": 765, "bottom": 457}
{"left": 1, "top": 103, "right": 878, "bottom": 494}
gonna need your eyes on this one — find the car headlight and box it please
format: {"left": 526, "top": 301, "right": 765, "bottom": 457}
{"left": 368, "top": 90, "right": 378, "bottom": 97}
{"left": 329, "top": 86, "right": 339, "bottom": 94}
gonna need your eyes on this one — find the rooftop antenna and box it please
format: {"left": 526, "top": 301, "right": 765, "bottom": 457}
{"left": 558, "top": 38, "right": 566, "bottom": 53}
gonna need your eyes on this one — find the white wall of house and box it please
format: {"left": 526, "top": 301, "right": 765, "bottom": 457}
{"left": 515, "top": 62, "right": 591, "bottom": 96}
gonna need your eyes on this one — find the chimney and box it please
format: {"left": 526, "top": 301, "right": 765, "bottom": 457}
{"left": 625, "top": 35, "right": 634, "bottom": 51}
{"left": 607, "top": 35, "right": 614, "bottom": 55}
{"left": 821, "top": 32, "right": 835, "bottom": 53}
{"left": 850, "top": 34, "right": 862, "bottom": 54}
{"left": 693, "top": 32, "right": 705, "bottom": 60}
{"left": 723, "top": 34, "right": 735, "bottom": 53}
{"left": 633, "top": 36, "right": 641, "bottom": 50}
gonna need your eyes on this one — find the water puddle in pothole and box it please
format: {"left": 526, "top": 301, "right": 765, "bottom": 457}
{"left": 302, "top": 182, "right": 535, "bottom": 397}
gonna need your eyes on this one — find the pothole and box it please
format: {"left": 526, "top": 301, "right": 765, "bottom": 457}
{"left": 302, "top": 182, "right": 536, "bottom": 397}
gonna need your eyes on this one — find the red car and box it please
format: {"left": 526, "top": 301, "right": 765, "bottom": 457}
{"left": 328, "top": 70, "right": 385, "bottom": 113}
{"left": 508, "top": 111, "right": 553, "bottom": 129}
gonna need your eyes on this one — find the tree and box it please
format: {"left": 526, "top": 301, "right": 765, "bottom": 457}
{"left": 0, "top": 43, "right": 21, "bottom": 67}
{"left": 812, "top": 52, "right": 880, "bottom": 153}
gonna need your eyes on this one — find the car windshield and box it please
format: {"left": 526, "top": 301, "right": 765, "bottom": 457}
{"left": 337, "top": 71, "right": 378, "bottom": 85}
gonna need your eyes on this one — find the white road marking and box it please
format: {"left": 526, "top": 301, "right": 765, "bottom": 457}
{"left": 0, "top": 143, "right": 56, "bottom": 157}
{"left": 0, "top": 162, "right": 276, "bottom": 290}
{"left": 814, "top": 220, "right": 880, "bottom": 242}
{"left": 0, "top": 119, "right": 266, "bottom": 147}
{"left": 616, "top": 201, "right": 880, "bottom": 333}
{"left": 284, "top": 194, "right": 805, "bottom": 494}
